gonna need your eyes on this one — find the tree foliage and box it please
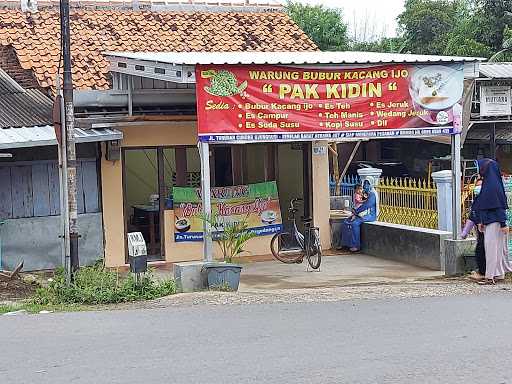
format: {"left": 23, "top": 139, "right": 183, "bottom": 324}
{"left": 352, "top": 37, "right": 408, "bottom": 53}
{"left": 398, "top": 0, "right": 460, "bottom": 55}
{"left": 286, "top": 1, "right": 350, "bottom": 51}
{"left": 286, "top": 0, "right": 512, "bottom": 59}
{"left": 398, "top": 0, "right": 512, "bottom": 58}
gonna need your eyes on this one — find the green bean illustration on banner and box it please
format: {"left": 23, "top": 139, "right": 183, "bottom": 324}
{"left": 202, "top": 69, "right": 248, "bottom": 97}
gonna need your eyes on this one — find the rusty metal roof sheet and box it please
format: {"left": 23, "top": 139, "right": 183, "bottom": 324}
{"left": 0, "top": 69, "right": 124, "bottom": 148}
{"left": 0, "top": 125, "right": 123, "bottom": 149}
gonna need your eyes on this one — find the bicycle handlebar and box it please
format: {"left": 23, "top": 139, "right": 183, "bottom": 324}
{"left": 289, "top": 198, "right": 303, "bottom": 211}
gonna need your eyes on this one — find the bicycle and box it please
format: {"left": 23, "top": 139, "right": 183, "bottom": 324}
{"left": 270, "top": 198, "right": 322, "bottom": 270}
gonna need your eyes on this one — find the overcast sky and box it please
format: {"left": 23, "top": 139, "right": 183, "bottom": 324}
{"left": 296, "top": 0, "right": 405, "bottom": 41}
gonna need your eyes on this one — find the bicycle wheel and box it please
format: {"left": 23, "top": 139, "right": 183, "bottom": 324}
{"left": 270, "top": 232, "right": 303, "bottom": 264}
{"left": 306, "top": 228, "right": 322, "bottom": 269}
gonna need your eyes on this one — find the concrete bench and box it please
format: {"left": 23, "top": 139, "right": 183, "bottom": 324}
{"left": 361, "top": 221, "right": 452, "bottom": 271}
{"left": 174, "top": 261, "right": 208, "bottom": 293}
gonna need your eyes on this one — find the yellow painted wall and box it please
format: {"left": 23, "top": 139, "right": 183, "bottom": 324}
{"left": 101, "top": 144, "right": 126, "bottom": 267}
{"left": 101, "top": 121, "right": 332, "bottom": 267}
{"left": 102, "top": 121, "right": 198, "bottom": 267}
{"left": 122, "top": 121, "right": 198, "bottom": 147}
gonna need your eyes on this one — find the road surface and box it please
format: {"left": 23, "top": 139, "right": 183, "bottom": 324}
{"left": 2, "top": 293, "right": 511, "bottom": 384}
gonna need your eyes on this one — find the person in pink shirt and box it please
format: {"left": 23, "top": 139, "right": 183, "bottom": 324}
{"left": 353, "top": 184, "right": 366, "bottom": 209}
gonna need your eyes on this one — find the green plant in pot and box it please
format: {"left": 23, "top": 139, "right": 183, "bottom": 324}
{"left": 201, "top": 213, "right": 256, "bottom": 291}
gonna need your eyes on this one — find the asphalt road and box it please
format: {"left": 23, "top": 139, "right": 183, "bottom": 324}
{"left": 2, "top": 294, "right": 512, "bottom": 384}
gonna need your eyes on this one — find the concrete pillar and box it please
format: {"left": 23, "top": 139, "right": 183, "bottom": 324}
{"left": 312, "top": 141, "right": 332, "bottom": 250}
{"left": 451, "top": 133, "right": 462, "bottom": 239}
{"left": 101, "top": 142, "right": 126, "bottom": 267}
{"left": 199, "top": 141, "right": 213, "bottom": 262}
{"left": 432, "top": 170, "right": 453, "bottom": 232}
{"left": 357, "top": 167, "right": 382, "bottom": 187}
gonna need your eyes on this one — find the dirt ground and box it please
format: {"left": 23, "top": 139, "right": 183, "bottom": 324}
{"left": 0, "top": 279, "right": 37, "bottom": 301}
{"left": 114, "top": 278, "right": 512, "bottom": 310}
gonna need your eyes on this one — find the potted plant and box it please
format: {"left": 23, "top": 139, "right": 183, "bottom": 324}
{"left": 201, "top": 213, "right": 256, "bottom": 291}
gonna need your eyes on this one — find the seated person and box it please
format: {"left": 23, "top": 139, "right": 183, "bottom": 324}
{"left": 340, "top": 178, "right": 378, "bottom": 252}
{"left": 353, "top": 184, "right": 366, "bottom": 209}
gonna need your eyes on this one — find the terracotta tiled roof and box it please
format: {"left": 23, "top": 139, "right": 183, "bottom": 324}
{"left": 0, "top": 9, "right": 317, "bottom": 90}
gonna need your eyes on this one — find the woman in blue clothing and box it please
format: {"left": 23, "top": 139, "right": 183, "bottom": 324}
{"left": 340, "top": 177, "right": 379, "bottom": 252}
{"left": 472, "top": 158, "right": 512, "bottom": 285}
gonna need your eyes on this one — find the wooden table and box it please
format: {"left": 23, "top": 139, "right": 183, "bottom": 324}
{"left": 132, "top": 205, "right": 159, "bottom": 256}
{"left": 329, "top": 209, "right": 353, "bottom": 220}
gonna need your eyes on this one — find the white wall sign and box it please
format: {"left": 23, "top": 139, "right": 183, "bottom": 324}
{"left": 480, "top": 86, "right": 511, "bottom": 116}
{"left": 312, "top": 144, "right": 327, "bottom": 156}
{"left": 127, "top": 232, "right": 147, "bottom": 257}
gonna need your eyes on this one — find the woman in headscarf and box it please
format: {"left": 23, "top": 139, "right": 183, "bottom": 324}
{"left": 472, "top": 159, "right": 512, "bottom": 285}
{"left": 340, "top": 177, "right": 379, "bottom": 252}
{"left": 461, "top": 179, "right": 486, "bottom": 279}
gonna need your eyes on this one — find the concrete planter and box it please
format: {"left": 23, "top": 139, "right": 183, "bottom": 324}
{"left": 203, "top": 263, "right": 243, "bottom": 291}
{"left": 463, "top": 254, "right": 478, "bottom": 272}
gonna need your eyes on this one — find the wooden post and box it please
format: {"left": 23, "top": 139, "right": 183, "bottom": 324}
{"left": 175, "top": 147, "right": 188, "bottom": 186}
{"left": 329, "top": 143, "right": 340, "bottom": 194}
{"left": 61, "top": 0, "right": 79, "bottom": 276}
{"left": 264, "top": 144, "right": 277, "bottom": 181}
{"left": 337, "top": 140, "right": 362, "bottom": 194}
{"left": 231, "top": 145, "right": 244, "bottom": 185}
{"left": 490, "top": 123, "right": 496, "bottom": 159}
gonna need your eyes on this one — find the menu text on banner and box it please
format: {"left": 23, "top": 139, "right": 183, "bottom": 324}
{"left": 196, "top": 64, "right": 464, "bottom": 142}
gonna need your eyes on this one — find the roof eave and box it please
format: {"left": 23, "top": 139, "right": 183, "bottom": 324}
{"left": 104, "top": 50, "right": 485, "bottom": 66}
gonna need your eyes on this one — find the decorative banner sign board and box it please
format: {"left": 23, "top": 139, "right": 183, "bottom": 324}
{"left": 196, "top": 64, "right": 464, "bottom": 143}
{"left": 480, "top": 86, "right": 511, "bottom": 117}
{"left": 172, "top": 181, "right": 283, "bottom": 242}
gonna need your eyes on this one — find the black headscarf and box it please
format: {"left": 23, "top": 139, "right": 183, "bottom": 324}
{"left": 471, "top": 159, "right": 508, "bottom": 211}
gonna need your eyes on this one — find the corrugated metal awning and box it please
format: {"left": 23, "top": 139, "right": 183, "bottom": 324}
{"left": 0, "top": 68, "right": 53, "bottom": 129}
{"left": 465, "top": 126, "right": 512, "bottom": 143}
{"left": 105, "top": 51, "right": 482, "bottom": 66}
{"left": 0, "top": 125, "right": 123, "bottom": 149}
{"left": 479, "top": 63, "right": 512, "bottom": 79}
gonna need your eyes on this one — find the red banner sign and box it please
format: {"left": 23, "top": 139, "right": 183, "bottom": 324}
{"left": 196, "top": 63, "right": 464, "bottom": 142}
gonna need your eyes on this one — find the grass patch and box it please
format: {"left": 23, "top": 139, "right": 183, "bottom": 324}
{"left": 0, "top": 302, "right": 84, "bottom": 315}
{"left": 31, "top": 264, "right": 176, "bottom": 306}
{"left": 208, "top": 282, "right": 234, "bottom": 292}
{"left": 0, "top": 304, "right": 21, "bottom": 314}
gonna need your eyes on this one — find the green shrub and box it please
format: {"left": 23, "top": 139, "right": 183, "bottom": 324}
{"left": 32, "top": 265, "right": 176, "bottom": 305}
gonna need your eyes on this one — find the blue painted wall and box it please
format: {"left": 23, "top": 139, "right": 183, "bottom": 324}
{"left": 0, "top": 159, "right": 100, "bottom": 219}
